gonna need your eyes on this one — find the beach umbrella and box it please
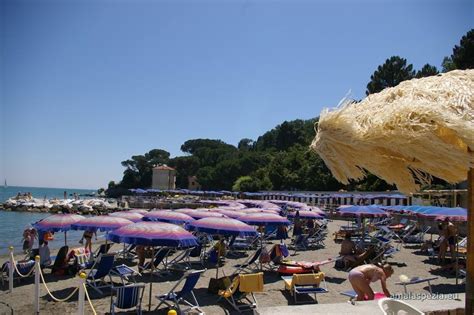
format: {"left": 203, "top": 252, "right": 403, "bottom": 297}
{"left": 311, "top": 69, "right": 473, "bottom": 312}
{"left": 71, "top": 215, "right": 134, "bottom": 246}
{"left": 71, "top": 216, "right": 134, "bottom": 232}
{"left": 186, "top": 217, "right": 258, "bottom": 237}
{"left": 337, "top": 205, "right": 389, "bottom": 218}
{"left": 287, "top": 210, "right": 325, "bottom": 220}
{"left": 174, "top": 208, "right": 198, "bottom": 215}
{"left": 109, "top": 211, "right": 144, "bottom": 222}
{"left": 418, "top": 207, "right": 467, "bottom": 222}
{"left": 237, "top": 212, "right": 291, "bottom": 226}
{"left": 33, "top": 214, "right": 85, "bottom": 245}
{"left": 127, "top": 209, "right": 149, "bottom": 214}
{"left": 187, "top": 211, "right": 228, "bottom": 220}
{"left": 107, "top": 221, "right": 197, "bottom": 248}
{"left": 143, "top": 210, "right": 195, "bottom": 224}
{"left": 108, "top": 221, "right": 197, "bottom": 311}
{"left": 210, "top": 209, "right": 247, "bottom": 219}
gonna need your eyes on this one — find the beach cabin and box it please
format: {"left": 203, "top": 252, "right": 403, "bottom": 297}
{"left": 152, "top": 165, "right": 176, "bottom": 190}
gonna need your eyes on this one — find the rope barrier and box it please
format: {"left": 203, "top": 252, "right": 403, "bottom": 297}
{"left": 82, "top": 284, "right": 97, "bottom": 315}
{"left": 38, "top": 267, "right": 79, "bottom": 302}
{"left": 9, "top": 253, "right": 35, "bottom": 278}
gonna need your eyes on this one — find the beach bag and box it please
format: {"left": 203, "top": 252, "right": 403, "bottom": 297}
{"left": 208, "top": 276, "right": 231, "bottom": 294}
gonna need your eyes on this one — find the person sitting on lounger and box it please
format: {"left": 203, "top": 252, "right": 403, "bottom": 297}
{"left": 348, "top": 264, "right": 393, "bottom": 300}
{"left": 340, "top": 233, "right": 357, "bottom": 267}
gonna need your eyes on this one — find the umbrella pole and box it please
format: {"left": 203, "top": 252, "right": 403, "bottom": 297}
{"left": 466, "top": 151, "right": 473, "bottom": 315}
{"left": 149, "top": 247, "right": 155, "bottom": 311}
{"left": 64, "top": 231, "right": 67, "bottom": 246}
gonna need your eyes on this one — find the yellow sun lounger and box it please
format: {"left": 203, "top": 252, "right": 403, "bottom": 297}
{"left": 281, "top": 272, "right": 328, "bottom": 304}
{"left": 218, "top": 272, "right": 264, "bottom": 312}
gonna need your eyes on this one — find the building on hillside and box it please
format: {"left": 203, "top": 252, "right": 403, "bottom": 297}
{"left": 188, "top": 176, "right": 201, "bottom": 191}
{"left": 152, "top": 165, "right": 176, "bottom": 190}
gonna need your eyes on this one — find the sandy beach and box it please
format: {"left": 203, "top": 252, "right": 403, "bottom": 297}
{"left": 0, "top": 219, "right": 465, "bottom": 314}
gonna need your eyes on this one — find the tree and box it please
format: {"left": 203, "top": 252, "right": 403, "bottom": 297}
{"left": 441, "top": 56, "right": 456, "bottom": 73}
{"left": 168, "top": 156, "right": 200, "bottom": 189}
{"left": 119, "top": 149, "right": 170, "bottom": 188}
{"left": 451, "top": 29, "right": 474, "bottom": 70}
{"left": 366, "top": 56, "right": 415, "bottom": 95}
{"left": 238, "top": 138, "right": 254, "bottom": 151}
{"left": 416, "top": 64, "right": 439, "bottom": 78}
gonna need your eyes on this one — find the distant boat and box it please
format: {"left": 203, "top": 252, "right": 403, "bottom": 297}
{"left": 3, "top": 179, "right": 6, "bottom": 188}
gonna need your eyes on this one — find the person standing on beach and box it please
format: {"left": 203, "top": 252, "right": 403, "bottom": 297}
{"left": 79, "top": 230, "right": 97, "bottom": 254}
{"left": 64, "top": 191, "right": 67, "bottom": 200}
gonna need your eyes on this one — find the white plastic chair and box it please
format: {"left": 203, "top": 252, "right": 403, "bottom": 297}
{"left": 378, "top": 298, "right": 424, "bottom": 315}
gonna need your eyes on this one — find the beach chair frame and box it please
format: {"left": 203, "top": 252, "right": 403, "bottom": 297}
{"left": 155, "top": 269, "right": 205, "bottom": 315}
{"left": 86, "top": 253, "right": 115, "bottom": 294}
{"left": 1, "top": 260, "right": 35, "bottom": 286}
{"left": 110, "top": 283, "right": 145, "bottom": 315}
{"left": 233, "top": 247, "right": 263, "bottom": 274}
{"left": 282, "top": 272, "right": 328, "bottom": 304}
{"left": 218, "top": 273, "right": 262, "bottom": 313}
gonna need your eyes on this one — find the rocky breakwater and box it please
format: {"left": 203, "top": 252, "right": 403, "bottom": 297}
{"left": 1, "top": 197, "right": 116, "bottom": 214}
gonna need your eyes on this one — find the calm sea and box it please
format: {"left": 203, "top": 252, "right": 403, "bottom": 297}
{"left": 0, "top": 186, "right": 101, "bottom": 255}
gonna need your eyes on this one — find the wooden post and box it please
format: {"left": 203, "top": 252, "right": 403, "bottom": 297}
{"left": 34, "top": 255, "right": 40, "bottom": 314}
{"left": 77, "top": 272, "right": 86, "bottom": 315}
{"left": 8, "top": 246, "right": 14, "bottom": 293}
{"left": 466, "top": 148, "right": 473, "bottom": 315}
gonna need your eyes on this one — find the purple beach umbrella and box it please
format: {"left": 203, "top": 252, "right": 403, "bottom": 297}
{"left": 143, "top": 210, "right": 195, "bottom": 224}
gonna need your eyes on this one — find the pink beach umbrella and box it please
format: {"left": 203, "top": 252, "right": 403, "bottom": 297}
{"left": 187, "top": 211, "right": 228, "bottom": 220}
{"left": 33, "top": 214, "right": 86, "bottom": 245}
{"left": 71, "top": 216, "right": 134, "bottom": 232}
{"left": 109, "top": 211, "right": 144, "bottom": 222}
{"left": 127, "top": 209, "right": 149, "bottom": 215}
{"left": 143, "top": 210, "right": 195, "bottom": 224}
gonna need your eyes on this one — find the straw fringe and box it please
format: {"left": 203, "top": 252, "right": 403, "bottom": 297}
{"left": 311, "top": 69, "right": 474, "bottom": 194}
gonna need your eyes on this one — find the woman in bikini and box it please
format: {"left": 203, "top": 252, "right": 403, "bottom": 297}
{"left": 348, "top": 263, "right": 393, "bottom": 300}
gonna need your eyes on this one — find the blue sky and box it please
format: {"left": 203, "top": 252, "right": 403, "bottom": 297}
{"left": 1, "top": 0, "right": 472, "bottom": 189}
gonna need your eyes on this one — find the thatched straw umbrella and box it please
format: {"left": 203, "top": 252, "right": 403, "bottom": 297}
{"left": 311, "top": 69, "right": 473, "bottom": 312}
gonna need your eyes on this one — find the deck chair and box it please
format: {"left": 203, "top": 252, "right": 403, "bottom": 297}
{"left": 142, "top": 248, "right": 171, "bottom": 275}
{"left": 94, "top": 243, "right": 113, "bottom": 258}
{"left": 289, "top": 234, "right": 310, "bottom": 253}
{"left": 404, "top": 226, "right": 430, "bottom": 244}
{"left": 167, "top": 247, "right": 194, "bottom": 271}
{"left": 110, "top": 283, "right": 145, "bottom": 315}
{"left": 1, "top": 259, "right": 35, "bottom": 285}
{"left": 155, "top": 269, "right": 205, "bottom": 315}
{"left": 111, "top": 264, "right": 141, "bottom": 285}
{"left": 86, "top": 253, "right": 115, "bottom": 294}
{"left": 281, "top": 272, "right": 328, "bottom": 304}
{"left": 218, "top": 272, "right": 263, "bottom": 312}
{"left": 378, "top": 297, "right": 424, "bottom": 315}
{"left": 117, "top": 244, "right": 136, "bottom": 259}
{"left": 233, "top": 247, "right": 263, "bottom": 274}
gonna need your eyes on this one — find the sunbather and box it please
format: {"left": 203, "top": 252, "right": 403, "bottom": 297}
{"left": 348, "top": 263, "right": 393, "bottom": 300}
{"left": 339, "top": 233, "right": 357, "bottom": 267}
